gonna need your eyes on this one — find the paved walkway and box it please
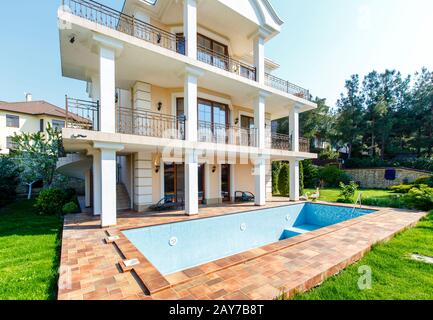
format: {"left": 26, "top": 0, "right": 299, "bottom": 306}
{"left": 57, "top": 201, "right": 425, "bottom": 300}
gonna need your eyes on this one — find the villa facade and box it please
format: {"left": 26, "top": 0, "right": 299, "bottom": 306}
{"left": 58, "top": 0, "right": 317, "bottom": 227}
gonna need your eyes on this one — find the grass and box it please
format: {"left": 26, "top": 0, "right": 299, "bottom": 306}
{"left": 291, "top": 211, "right": 433, "bottom": 300}
{"left": 0, "top": 200, "right": 62, "bottom": 300}
{"left": 304, "top": 188, "right": 394, "bottom": 203}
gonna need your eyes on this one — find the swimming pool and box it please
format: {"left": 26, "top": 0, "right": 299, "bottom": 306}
{"left": 123, "top": 203, "right": 374, "bottom": 275}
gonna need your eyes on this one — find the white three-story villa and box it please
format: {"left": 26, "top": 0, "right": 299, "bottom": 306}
{"left": 57, "top": 0, "right": 317, "bottom": 227}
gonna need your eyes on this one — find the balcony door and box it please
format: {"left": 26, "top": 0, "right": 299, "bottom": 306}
{"left": 221, "top": 164, "right": 231, "bottom": 202}
{"left": 164, "top": 163, "right": 205, "bottom": 204}
{"left": 240, "top": 115, "right": 254, "bottom": 146}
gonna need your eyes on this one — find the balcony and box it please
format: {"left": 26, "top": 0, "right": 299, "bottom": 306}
{"left": 65, "top": 97, "right": 310, "bottom": 153}
{"left": 265, "top": 73, "right": 312, "bottom": 101}
{"left": 62, "top": 0, "right": 311, "bottom": 98}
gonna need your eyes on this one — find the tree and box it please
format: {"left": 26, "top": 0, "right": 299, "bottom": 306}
{"left": 0, "top": 156, "right": 20, "bottom": 207}
{"left": 12, "top": 124, "right": 63, "bottom": 199}
{"left": 278, "top": 163, "right": 290, "bottom": 196}
{"left": 335, "top": 75, "right": 365, "bottom": 158}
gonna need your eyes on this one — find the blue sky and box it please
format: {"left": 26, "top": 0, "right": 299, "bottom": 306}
{"left": 0, "top": 0, "right": 432, "bottom": 108}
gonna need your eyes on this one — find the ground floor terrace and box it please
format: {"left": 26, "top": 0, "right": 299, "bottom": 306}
{"left": 57, "top": 200, "right": 425, "bottom": 300}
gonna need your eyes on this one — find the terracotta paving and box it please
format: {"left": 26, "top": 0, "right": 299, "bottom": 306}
{"left": 57, "top": 200, "right": 426, "bottom": 300}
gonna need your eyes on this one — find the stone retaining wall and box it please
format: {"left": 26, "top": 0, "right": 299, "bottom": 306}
{"left": 344, "top": 167, "right": 431, "bottom": 189}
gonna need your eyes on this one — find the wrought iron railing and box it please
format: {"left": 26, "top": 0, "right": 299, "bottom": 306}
{"left": 65, "top": 96, "right": 99, "bottom": 130}
{"left": 265, "top": 73, "right": 311, "bottom": 100}
{"left": 116, "top": 107, "right": 185, "bottom": 140}
{"left": 197, "top": 45, "right": 256, "bottom": 81}
{"left": 198, "top": 121, "right": 257, "bottom": 147}
{"left": 299, "top": 137, "right": 310, "bottom": 153}
{"left": 266, "top": 130, "right": 310, "bottom": 153}
{"left": 62, "top": 0, "right": 185, "bottom": 54}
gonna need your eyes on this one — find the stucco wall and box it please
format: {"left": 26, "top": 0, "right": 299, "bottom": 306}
{"left": 344, "top": 167, "right": 431, "bottom": 189}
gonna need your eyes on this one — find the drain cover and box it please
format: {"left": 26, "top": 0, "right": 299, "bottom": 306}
{"left": 411, "top": 254, "right": 433, "bottom": 264}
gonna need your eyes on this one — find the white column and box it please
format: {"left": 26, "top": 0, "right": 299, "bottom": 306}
{"left": 92, "top": 151, "right": 102, "bottom": 216}
{"left": 99, "top": 46, "right": 116, "bottom": 133}
{"left": 254, "top": 158, "right": 266, "bottom": 206}
{"left": 290, "top": 159, "right": 300, "bottom": 201}
{"left": 184, "top": 67, "right": 199, "bottom": 142}
{"left": 253, "top": 33, "right": 266, "bottom": 84}
{"left": 185, "top": 151, "right": 199, "bottom": 215}
{"left": 183, "top": 0, "right": 197, "bottom": 58}
{"left": 84, "top": 169, "right": 92, "bottom": 208}
{"left": 100, "top": 148, "right": 117, "bottom": 227}
{"left": 254, "top": 92, "right": 267, "bottom": 149}
{"left": 289, "top": 105, "right": 300, "bottom": 152}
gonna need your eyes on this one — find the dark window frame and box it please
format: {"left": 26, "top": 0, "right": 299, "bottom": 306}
{"left": 6, "top": 114, "right": 19, "bottom": 128}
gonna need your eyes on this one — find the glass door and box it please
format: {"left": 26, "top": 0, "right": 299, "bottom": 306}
{"left": 240, "top": 115, "right": 254, "bottom": 146}
{"left": 221, "top": 164, "right": 231, "bottom": 202}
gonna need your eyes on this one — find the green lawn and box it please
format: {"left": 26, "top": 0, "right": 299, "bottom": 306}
{"left": 304, "top": 188, "right": 393, "bottom": 203}
{"left": 0, "top": 200, "right": 62, "bottom": 300}
{"left": 291, "top": 211, "right": 433, "bottom": 300}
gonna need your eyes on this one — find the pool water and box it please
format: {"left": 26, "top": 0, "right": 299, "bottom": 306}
{"left": 123, "top": 203, "right": 374, "bottom": 275}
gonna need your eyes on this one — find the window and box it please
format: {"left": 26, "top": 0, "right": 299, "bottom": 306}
{"left": 40, "top": 119, "right": 44, "bottom": 132}
{"left": 52, "top": 120, "right": 65, "bottom": 131}
{"left": 6, "top": 137, "right": 16, "bottom": 150}
{"left": 6, "top": 115, "right": 19, "bottom": 128}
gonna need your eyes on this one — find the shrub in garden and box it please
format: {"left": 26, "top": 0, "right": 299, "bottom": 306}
{"left": 278, "top": 164, "right": 290, "bottom": 196}
{"left": 0, "top": 156, "right": 20, "bottom": 207}
{"left": 337, "top": 181, "right": 358, "bottom": 203}
{"left": 390, "top": 184, "right": 415, "bottom": 194}
{"left": 414, "top": 176, "right": 431, "bottom": 185}
{"left": 62, "top": 202, "right": 80, "bottom": 215}
{"left": 318, "top": 165, "right": 351, "bottom": 187}
{"left": 34, "top": 188, "right": 67, "bottom": 215}
{"left": 302, "top": 160, "right": 319, "bottom": 188}
{"left": 300, "top": 161, "right": 304, "bottom": 196}
{"left": 362, "top": 195, "right": 407, "bottom": 209}
{"left": 272, "top": 162, "right": 281, "bottom": 195}
{"left": 404, "top": 185, "right": 433, "bottom": 211}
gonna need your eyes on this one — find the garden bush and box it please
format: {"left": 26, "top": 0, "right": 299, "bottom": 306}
{"left": 272, "top": 162, "right": 281, "bottom": 195}
{"left": 278, "top": 164, "right": 290, "bottom": 196}
{"left": 0, "top": 156, "right": 20, "bottom": 207}
{"left": 302, "top": 160, "right": 319, "bottom": 188}
{"left": 390, "top": 184, "right": 415, "bottom": 194}
{"left": 34, "top": 188, "right": 67, "bottom": 215}
{"left": 362, "top": 195, "right": 407, "bottom": 209}
{"left": 300, "top": 161, "right": 304, "bottom": 196}
{"left": 337, "top": 181, "right": 358, "bottom": 203}
{"left": 62, "top": 202, "right": 80, "bottom": 214}
{"left": 404, "top": 185, "right": 433, "bottom": 211}
{"left": 414, "top": 176, "right": 431, "bottom": 185}
{"left": 317, "top": 165, "right": 351, "bottom": 187}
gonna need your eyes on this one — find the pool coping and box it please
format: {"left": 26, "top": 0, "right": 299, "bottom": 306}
{"left": 105, "top": 201, "right": 389, "bottom": 295}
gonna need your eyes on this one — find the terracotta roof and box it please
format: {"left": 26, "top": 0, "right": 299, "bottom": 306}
{"left": 0, "top": 100, "right": 89, "bottom": 123}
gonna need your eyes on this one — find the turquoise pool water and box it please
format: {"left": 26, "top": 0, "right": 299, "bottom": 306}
{"left": 123, "top": 203, "right": 374, "bottom": 275}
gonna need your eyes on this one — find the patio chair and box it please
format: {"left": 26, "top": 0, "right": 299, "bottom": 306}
{"left": 149, "top": 196, "right": 185, "bottom": 211}
{"left": 234, "top": 191, "right": 255, "bottom": 203}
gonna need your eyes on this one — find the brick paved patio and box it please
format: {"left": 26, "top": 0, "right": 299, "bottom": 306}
{"left": 57, "top": 200, "right": 425, "bottom": 300}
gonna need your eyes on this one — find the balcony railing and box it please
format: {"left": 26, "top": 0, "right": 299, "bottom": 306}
{"left": 65, "top": 96, "right": 99, "bottom": 130}
{"left": 197, "top": 46, "right": 256, "bottom": 81}
{"left": 63, "top": 0, "right": 184, "bottom": 54}
{"left": 65, "top": 98, "right": 310, "bottom": 152}
{"left": 198, "top": 121, "right": 257, "bottom": 147}
{"left": 117, "top": 107, "right": 185, "bottom": 140}
{"left": 265, "top": 73, "right": 311, "bottom": 100}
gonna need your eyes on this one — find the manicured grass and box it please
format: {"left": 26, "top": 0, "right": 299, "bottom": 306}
{"left": 0, "top": 200, "right": 62, "bottom": 300}
{"left": 304, "top": 188, "right": 394, "bottom": 203}
{"left": 291, "top": 211, "right": 433, "bottom": 300}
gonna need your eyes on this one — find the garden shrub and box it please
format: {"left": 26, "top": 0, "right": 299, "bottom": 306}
{"left": 34, "top": 188, "right": 67, "bottom": 215}
{"left": 414, "top": 176, "right": 432, "bottom": 185}
{"left": 278, "top": 164, "right": 290, "bottom": 196}
{"left": 0, "top": 156, "right": 20, "bottom": 207}
{"left": 337, "top": 181, "right": 358, "bottom": 203}
{"left": 317, "top": 165, "right": 351, "bottom": 187}
{"left": 362, "top": 195, "right": 407, "bottom": 209}
{"left": 64, "top": 188, "right": 79, "bottom": 206}
{"left": 404, "top": 185, "right": 433, "bottom": 211}
{"left": 390, "top": 184, "right": 415, "bottom": 194}
{"left": 302, "top": 160, "right": 319, "bottom": 188}
{"left": 300, "top": 161, "right": 304, "bottom": 196}
{"left": 62, "top": 202, "right": 80, "bottom": 215}
{"left": 272, "top": 162, "right": 281, "bottom": 195}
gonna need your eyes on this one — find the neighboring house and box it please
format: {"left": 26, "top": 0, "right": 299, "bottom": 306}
{"left": 0, "top": 95, "right": 68, "bottom": 154}
{"left": 58, "top": 0, "right": 318, "bottom": 227}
